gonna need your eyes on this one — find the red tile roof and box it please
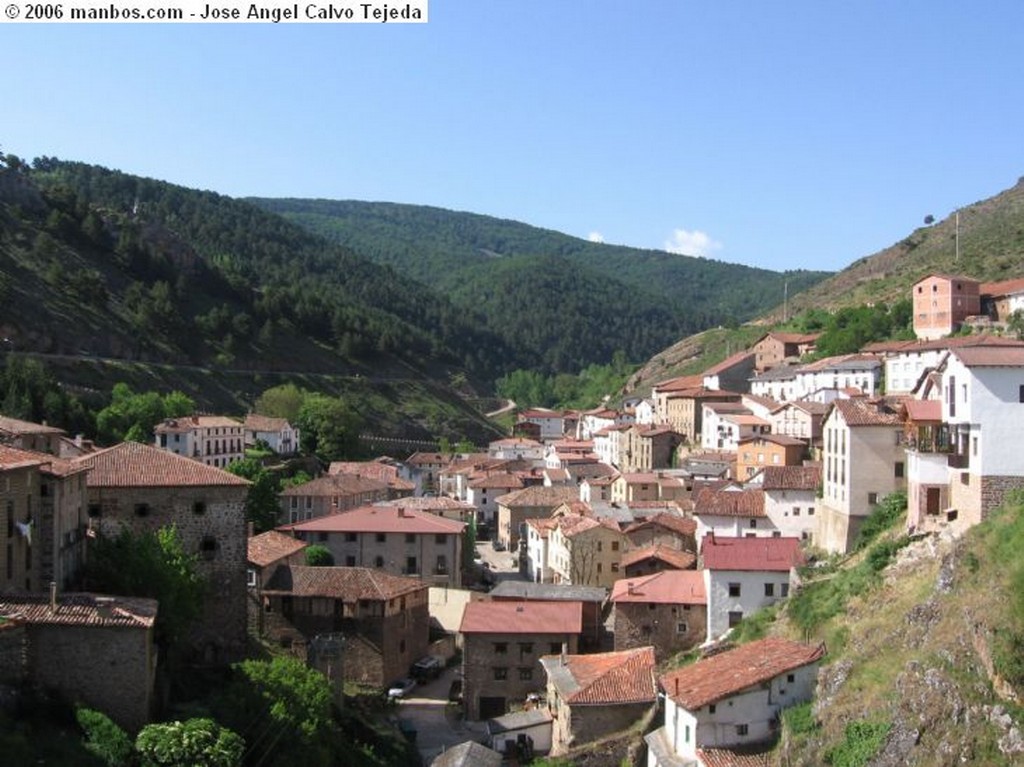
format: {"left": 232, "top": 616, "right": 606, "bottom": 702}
{"left": 653, "top": 375, "right": 704, "bottom": 392}
{"left": 75, "top": 442, "right": 250, "bottom": 488}
{"left": 460, "top": 600, "right": 583, "bottom": 634}
{"left": 620, "top": 544, "right": 697, "bottom": 571}
{"left": 243, "top": 413, "right": 291, "bottom": 432}
{"left": 0, "top": 445, "right": 49, "bottom": 470}
{"left": 0, "top": 415, "right": 65, "bottom": 435}
{"left": 611, "top": 569, "right": 705, "bottom": 604}
{"left": 697, "top": 746, "right": 774, "bottom": 767}
{"left": 282, "top": 504, "right": 465, "bottom": 534}
{"left": 981, "top": 277, "right": 1024, "bottom": 296}
{"left": 248, "top": 530, "right": 307, "bottom": 567}
{"left": 702, "top": 351, "right": 755, "bottom": 376}
{"left": 952, "top": 346, "right": 1024, "bottom": 367}
{"left": 660, "top": 637, "right": 826, "bottom": 710}
{"left": 375, "top": 497, "right": 474, "bottom": 513}
{"left": 495, "top": 486, "right": 579, "bottom": 508}
{"left": 901, "top": 399, "right": 942, "bottom": 422}
{"left": 469, "top": 473, "right": 526, "bottom": 490}
{"left": 754, "top": 465, "right": 821, "bottom": 492}
{"left": 701, "top": 535, "right": 803, "bottom": 572}
{"left": 693, "top": 488, "right": 766, "bottom": 518}
{"left": 279, "top": 474, "right": 389, "bottom": 497}
{"left": 262, "top": 565, "right": 428, "bottom": 600}
{"left": 829, "top": 399, "right": 902, "bottom": 427}
{"left": 623, "top": 513, "right": 697, "bottom": 538}
{"left": 0, "top": 593, "right": 157, "bottom": 629}
{"left": 155, "top": 415, "right": 241, "bottom": 432}
{"left": 541, "top": 646, "right": 657, "bottom": 705}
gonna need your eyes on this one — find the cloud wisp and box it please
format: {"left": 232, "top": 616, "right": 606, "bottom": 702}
{"left": 664, "top": 228, "right": 722, "bottom": 258}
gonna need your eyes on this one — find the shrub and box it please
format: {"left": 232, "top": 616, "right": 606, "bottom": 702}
{"left": 825, "top": 720, "right": 890, "bottom": 766}
{"left": 76, "top": 708, "right": 133, "bottom": 767}
{"left": 853, "top": 491, "right": 906, "bottom": 551}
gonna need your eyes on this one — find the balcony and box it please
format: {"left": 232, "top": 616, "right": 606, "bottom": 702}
{"left": 947, "top": 453, "right": 970, "bottom": 469}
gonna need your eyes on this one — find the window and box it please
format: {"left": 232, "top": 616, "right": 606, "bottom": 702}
{"left": 787, "top": 673, "right": 796, "bottom": 683}
{"left": 677, "top": 622, "right": 688, "bottom": 634}
{"left": 345, "top": 532, "right": 357, "bottom": 543}
{"left": 792, "top": 506, "right": 800, "bottom": 517}
{"left": 200, "top": 536, "right": 218, "bottom": 561}
{"left": 781, "top": 583, "right": 790, "bottom": 597}
{"left": 611, "top": 563, "right": 619, "bottom": 572}
{"left": 764, "top": 583, "right": 775, "bottom": 597}
{"left": 518, "top": 667, "right": 533, "bottom": 681}
{"left": 87, "top": 503, "right": 101, "bottom": 519}
{"left": 376, "top": 533, "right": 386, "bottom": 543}
{"left": 318, "top": 532, "right": 328, "bottom": 542}
{"left": 895, "top": 462, "right": 905, "bottom": 479}
{"left": 345, "top": 555, "right": 356, "bottom": 566}
{"left": 405, "top": 533, "right": 415, "bottom": 544}
{"left": 493, "top": 667, "right": 508, "bottom": 681}
{"left": 247, "top": 569, "right": 257, "bottom": 587}
{"left": 749, "top": 519, "right": 757, "bottom": 528}
{"left": 134, "top": 503, "right": 150, "bottom": 518}
{"left": 868, "top": 492, "right": 878, "bottom": 505}
{"left": 728, "top": 583, "right": 741, "bottom": 597}
{"left": 550, "top": 642, "right": 562, "bottom": 654}
{"left": 684, "top": 724, "right": 690, "bottom": 742}
{"left": 708, "top": 704, "right": 716, "bottom": 714}
{"left": 494, "top": 642, "right": 508, "bottom": 654}
{"left": 435, "top": 534, "right": 447, "bottom": 545}
{"left": 435, "top": 555, "right": 447, "bottom": 574}
{"left": 808, "top": 506, "right": 815, "bottom": 516}
{"left": 405, "top": 556, "right": 417, "bottom": 574}
{"left": 374, "top": 556, "right": 384, "bottom": 568}
{"left": 611, "top": 541, "right": 619, "bottom": 551}
{"left": 728, "top": 611, "right": 743, "bottom": 627}
{"left": 519, "top": 642, "right": 533, "bottom": 656}
{"left": 192, "top": 501, "right": 206, "bottom": 515}
{"left": 736, "top": 724, "right": 749, "bottom": 736}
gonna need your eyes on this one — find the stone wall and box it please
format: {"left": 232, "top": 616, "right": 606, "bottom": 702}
{"left": 29, "top": 623, "right": 154, "bottom": 733}
{"left": 0, "top": 622, "right": 26, "bottom": 684}
{"left": 90, "top": 484, "right": 248, "bottom": 660}
{"left": 557, "top": 701, "right": 654, "bottom": 755}
{"left": 613, "top": 602, "right": 704, "bottom": 661}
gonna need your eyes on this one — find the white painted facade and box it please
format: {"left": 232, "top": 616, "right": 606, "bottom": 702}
{"left": 884, "top": 348, "right": 946, "bottom": 394}
{"left": 693, "top": 513, "right": 775, "bottom": 543}
{"left": 760, "top": 488, "right": 818, "bottom": 541}
{"left": 634, "top": 399, "right": 656, "bottom": 426}
{"left": 703, "top": 567, "right": 793, "bottom": 643}
{"left": 525, "top": 521, "right": 554, "bottom": 583}
{"left": 650, "top": 662, "right": 819, "bottom": 764}
{"left": 487, "top": 439, "right": 546, "bottom": 461}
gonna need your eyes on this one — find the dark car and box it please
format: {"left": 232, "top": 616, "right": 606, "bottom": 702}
{"left": 411, "top": 655, "right": 443, "bottom": 681}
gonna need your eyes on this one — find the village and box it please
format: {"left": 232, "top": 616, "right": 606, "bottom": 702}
{"left": 2, "top": 272, "right": 1024, "bottom": 766}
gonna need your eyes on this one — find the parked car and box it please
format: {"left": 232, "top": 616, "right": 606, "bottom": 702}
{"left": 387, "top": 677, "right": 416, "bottom": 700}
{"left": 411, "top": 655, "right": 443, "bottom": 681}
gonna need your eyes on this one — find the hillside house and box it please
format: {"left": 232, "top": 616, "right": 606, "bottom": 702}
{"left": 74, "top": 442, "right": 250, "bottom": 660}
{"left": 329, "top": 456, "right": 416, "bottom": 497}
{"left": 751, "top": 331, "right": 820, "bottom": 373}
{"left": 242, "top": 413, "right": 299, "bottom": 455}
{"left": 906, "top": 345, "right": 1024, "bottom": 534}
{"left": 260, "top": 565, "right": 429, "bottom": 686}
{"left": 153, "top": 415, "right": 244, "bottom": 469}
{"left": 735, "top": 433, "right": 807, "bottom": 480}
{"left": 0, "top": 445, "right": 90, "bottom": 593}
{"left": 495, "top": 486, "right": 579, "bottom": 552}
{"left": 768, "top": 400, "right": 827, "bottom": 444}
{"left": 524, "top": 517, "right": 559, "bottom": 583}
{"left": 913, "top": 274, "right": 981, "bottom": 340}
{"left": 663, "top": 388, "right": 742, "bottom": 444}
{"left": 547, "top": 514, "right": 627, "bottom": 589}
{"left": 748, "top": 465, "right": 821, "bottom": 541}
{"left": 611, "top": 571, "right": 705, "bottom": 658}
{"left": 610, "top": 473, "right": 663, "bottom": 504}
{"left": 246, "top": 529, "right": 307, "bottom": 634}
{"left": 701, "top": 351, "right": 757, "bottom": 393}
{"left": 0, "top": 414, "right": 65, "bottom": 454}
{"left": 0, "top": 592, "right": 158, "bottom": 733}
{"left": 406, "top": 452, "right": 449, "bottom": 496}
{"left": 700, "top": 402, "right": 768, "bottom": 452}
{"left": 281, "top": 504, "right": 465, "bottom": 588}
{"left": 621, "top": 425, "right": 682, "bottom": 473}
{"left": 488, "top": 437, "right": 546, "bottom": 461}
{"left": 541, "top": 646, "right": 658, "bottom": 755}
{"left": 578, "top": 407, "right": 632, "bottom": 441}
{"left": 701, "top": 535, "right": 803, "bottom": 643}
{"left": 279, "top": 473, "right": 391, "bottom": 523}
{"left": 646, "top": 638, "right": 826, "bottom": 765}
{"left": 620, "top": 545, "right": 697, "bottom": 577}
{"left": 593, "top": 424, "right": 631, "bottom": 468}
{"left": 489, "top": 581, "right": 607, "bottom": 651}
{"left": 460, "top": 600, "right": 582, "bottom": 720}
{"left": 622, "top": 512, "right": 697, "bottom": 556}
{"left": 692, "top": 486, "right": 773, "bottom": 541}
{"left": 517, "top": 408, "right": 567, "bottom": 441}
{"left": 816, "top": 398, "right": 905, "bottom": 554}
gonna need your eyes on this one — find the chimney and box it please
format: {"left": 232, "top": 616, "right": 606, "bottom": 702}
{"left": 95, "top": 596, "right": 114, "bottom": 619}
{"left": 627, "top": 582, "right": 636, "bottom": 596}
{"left": 397, "top": 507, "right": 407, "bottom": 518}
{"left": 49, "top": 581, "right": 57, "bottom": 613}
{"left": 674, "top": 677, "right": 679, "bottom": 696}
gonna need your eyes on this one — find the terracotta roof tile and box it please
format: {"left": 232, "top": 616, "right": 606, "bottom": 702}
{"left": 830, "top": 399, "right": 902, "bottom": 427}
{"left": 753, "top": 465, "right": 821, "bottom": 491}
{"left": 248, "top": 530, "right": 307, "bottom": 567}
{"left": 243, "top": 414, "right": 292, "bottom": 432}
{"left": 951, "top": 346, "right": 1024, "bottom": 367}
{"left": 697, "top": 746, "right": 774, "bottom": 767}
{"left": 0, "top": 415, "right": 65, "bottom": 435}
{"left": 660, "top": 637, "right": 826, "bottom": 709}
{"left": 460, "top": 600, "right": 582, "bottom": 634}
{"left": 900, "top": 399, "right": 942, "bottom": 422}
{"left": 262, "top": 565, "right": 428, "bottom": 600}
{"left": 282, "top": 504, "right": 464, "bottom": 534}
{"left": 701, "top": 535, "right": 803, "bottom": 571}
{"left": 496, "top": 486, "right": 579, "bottom": 508}
{"left": 0, "top": 593, "right": 157, "bottom": 629}
{"left": 279, "top": 474, "right": 389, "bottom": 497}
{"left": 623, "top": 513, "right": 697, "bottom": 538}
{"left": 693, "top": 488, "right": 766, "bottom": 518}
{"left": 75, "top": 442, "right": 250, "bottom": 487}
{"left": 541, "top": 646, "right": 657, "bottom": 705}
{"left": 611, "top": 570, "right": 705, "bottom": 603}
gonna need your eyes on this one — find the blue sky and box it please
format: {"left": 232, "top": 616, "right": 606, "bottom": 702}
{"left": 3, "top": 1, "right": 1023, "bottom": 272}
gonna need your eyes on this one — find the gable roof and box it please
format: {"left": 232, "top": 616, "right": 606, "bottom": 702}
{"left": 75, "top": 442, "right": 250, "bottom": 488}
{"left": 262, "top": 565, "right": 428, "bottom": 600}
{"left": 541, "top": 646, "right": 657, "bottom": 705}
{"left": 701, "top": 535, "right": 804, "bottom": 572}
{"left": 0, "top": 593, "right": 157, "bottom": 629}
{"left": 660, "top": 637, "right": 826, "bottom": 710}
{"left": 693, "top": 488, "right": 766, "bottom": 518}
{"left": 951, "top": 346, "right": 1024, "bottom": 368}
{"left": 282, "top": 504, "right": 465, "bottom": 534}
{"left": 828, "top": 399, "right": 902, "bottom": 428}
{"left": 248, "top": 530, "right": 308, "bottom": 567}
{"left": 488, "top": 581, "right": 607, "bottom": 603}
{"left": 619, "top": 544, "right": 697, "bottom": 572}
{"left": 0, "top": 445, "right": 49, "bottom": 471}
{"left": 623, "top": 512, "right": 697, "bottom": 538}
{"left": 703, "top": 351, "right": 755, "bottom": 376}
{"left": 430, "top": 742, "right": 503, "bottom": 767}
{"left": 243, "top": 413, "right": 292, "bottom": 432}
{"left": 495, "top": 485, "right": 579, "bottom": 508}
{"left": 753, "top": 465, "right": 821, "bottom": 492}
{"left": 610, "top": 570, "right": 705, "bottom": 604}
{"left": 280, "top": 473, "right": 389, "bottom": 497}
{"left": 0, "top": 415, "right": 65, "bottom": 436}
{"left": 460, "top": 600, "right": 583, "bottom": 635}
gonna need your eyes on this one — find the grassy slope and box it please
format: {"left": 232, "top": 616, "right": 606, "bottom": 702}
{"left": 754, "top": 504, "right": 1024, "bottom": 766}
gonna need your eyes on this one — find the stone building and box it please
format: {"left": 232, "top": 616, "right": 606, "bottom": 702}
{"left": 611, "top": 570, "right": 706, "bottom": 659}
{"left": 460, "top": 600, "right": 582, "bottom": 720}
{"left": 0, "top": 591, "right": 157, "bottom": 732}
{"left": 260, "top": 565, "right": 430, "bottom": 687}
{"left": 74, "top": 442, "right": 250, "bottom": 661}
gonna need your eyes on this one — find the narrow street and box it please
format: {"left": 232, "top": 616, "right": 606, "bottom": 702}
{"left": 394, "top": 665, "right": 488, "bottom": 765}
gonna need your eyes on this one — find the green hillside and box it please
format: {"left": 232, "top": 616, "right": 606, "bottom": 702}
{"left": 249, "top": 197, "right": 830, "bottom": 373}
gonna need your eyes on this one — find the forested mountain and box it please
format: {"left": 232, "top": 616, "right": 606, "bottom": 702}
{"left": 250, "top": 198, "right": 831, "bottom": 372}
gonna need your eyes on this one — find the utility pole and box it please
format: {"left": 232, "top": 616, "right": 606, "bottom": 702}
{"left": 783, "top": 280, "right": 789, "bottom": 323}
